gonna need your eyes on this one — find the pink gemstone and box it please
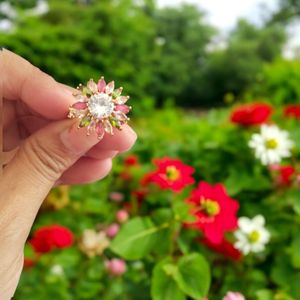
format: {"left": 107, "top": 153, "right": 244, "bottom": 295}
{"left": 116, "top": 96, "right": 129, "bottom": 104}
{"left": 87, "top": 79, "right": 98, "bottom": 94}
{"left": 105, "top": 81, "right": 115, "bottom": 94}
{"left": 72, "top": 101, "right": 87, "bottom": 109}
{"left": 97, "top": 77, "right": 106, "bottom": 93}
{"left": 96, "top": 122, "right": 105, "bottom": 139}
{"left": 114, "top": 111, "right": 128, "bottom": 121}
{"left": 87, "top": 120, "right": 96, "bottom": 135}
{"left": 115, "top": 104, "right": 130, "bottom": 114}
{"left": 103, "top": 119, "right": 113, "bottom": 134}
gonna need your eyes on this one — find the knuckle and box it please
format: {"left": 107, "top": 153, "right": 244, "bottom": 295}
{"left": 22, "top": 136, "right": 71, "bottom": 182}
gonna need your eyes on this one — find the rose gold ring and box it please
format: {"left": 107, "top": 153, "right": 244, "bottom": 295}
{"left": 68, "top": 76, "right": 131, "bottom": 140}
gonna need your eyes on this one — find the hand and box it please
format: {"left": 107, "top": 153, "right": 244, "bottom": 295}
{"left": 0, "top": 49, "right": 137, "bottom": 299}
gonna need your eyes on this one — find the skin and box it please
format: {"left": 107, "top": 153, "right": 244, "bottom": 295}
{"left": 0, "top": 49, "right": 137, "bottom": 299}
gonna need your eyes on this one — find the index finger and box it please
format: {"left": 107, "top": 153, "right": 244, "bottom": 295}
{"left": 1, "top": 49, "right": 73, "bottom": 120}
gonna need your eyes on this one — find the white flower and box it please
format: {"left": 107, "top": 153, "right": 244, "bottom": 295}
{"left": 50, "top": 264, "right": 64, "bottom": 276}
{"left": 234, "top": 215, "right": 270, "bottom": 255}
{"left": 248, "top": 124, "right": 293, "bottom": 165}
{"left": 79, "top": 229, "right": 110, "bottom": 257}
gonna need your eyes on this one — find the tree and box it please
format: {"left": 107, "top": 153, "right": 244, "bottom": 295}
{"left": 150, "top": 4, "right": 215, "bottom": 106}
{"left": 199, "top": 19, "right": 286, "bottom": 106}
{"left": 0, "top": 0, "right": 156, "bottom": 102}
{"left": 269, "top": 0, "right": 300, "bottom": 24}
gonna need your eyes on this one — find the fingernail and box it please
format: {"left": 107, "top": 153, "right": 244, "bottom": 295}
{"left": 60, "top": 121, "right": 99, "bottom": 155}
{"left": 126, "top": 126, "right": 137, "bottom": 140}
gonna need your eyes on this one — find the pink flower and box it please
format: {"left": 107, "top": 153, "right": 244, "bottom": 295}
{"left": 223, "top": 291, "right": 245, "bottom": 300}
{"left": 106, "top": 223, "right": 120, "bottom": 238}
{"left": 105, "top": 258, "right": 127, "bottom": 276}
{"left": 116, "top": 210, "right": 129, "bottom": 223}
{"left": 109, "top": 192, "right": 124, "bottom": 203}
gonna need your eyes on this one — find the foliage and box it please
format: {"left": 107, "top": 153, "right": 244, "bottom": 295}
{"left": 269, "top": 0, "right": 300, "bottom": 24}
{"left": 0, "top": 0, "right": 288, "bottom": 108}
{"left": 0, "top": 0, "right": 157, "bottom": 103}
{"left": 200, "top": 20, "right": 286, "bottom": 106}
{"left": 246, "top": 59, "right": 300, "bottom": 105}
{"left": 151, "top": 5, "right": 215, "bottom": 107}
{"left": 2, "top": 1, "right": 300, "bottom": 298}
{"left": 15, "top": 103, "right": 300, "bottom": 300}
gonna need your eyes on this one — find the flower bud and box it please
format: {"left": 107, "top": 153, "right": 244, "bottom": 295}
{"left": 105, "top": 259, "right": 127, "bottom": 276}
{"left": 109, "top": 192, "right": 124, "bottom": 202}
{"left": 116, "top": 210, "right": 129, "bottom": 223}
{"left": 223, "top": 292, "right": 245, "bottom": 300}
{"left": 106, "top": 223, "right": 120, "bottom": 238}
{"left": 50, "top": 264, "right": 64, "bottom": 276}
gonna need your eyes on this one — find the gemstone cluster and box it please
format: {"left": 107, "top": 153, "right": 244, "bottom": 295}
{"left": 68, "top": 76, "right": 131, "bottom": 140}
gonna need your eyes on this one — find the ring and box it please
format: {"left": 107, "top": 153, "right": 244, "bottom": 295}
{"left": 68, "top": 76, "right": 131, "bottom": 140}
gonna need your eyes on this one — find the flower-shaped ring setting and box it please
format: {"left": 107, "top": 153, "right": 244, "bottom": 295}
{"left": 68, "top": 76, "right": 131, "bottom": 140}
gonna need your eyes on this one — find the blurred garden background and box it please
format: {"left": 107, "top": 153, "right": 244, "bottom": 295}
{"left": 1, "top": 0, "right": 300, "bottom": 299}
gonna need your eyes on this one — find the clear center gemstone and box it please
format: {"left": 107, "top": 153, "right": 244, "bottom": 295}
{"left": 88, "top": 93, "right": 114, "bottom": 118}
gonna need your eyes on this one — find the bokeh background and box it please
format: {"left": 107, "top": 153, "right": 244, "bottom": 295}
{"left": 1, "top": 1, "right": 300, "bottom": 299}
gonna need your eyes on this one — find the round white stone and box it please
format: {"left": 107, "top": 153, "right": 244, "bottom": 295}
{"left": 88, "top": 93, "right": 114, "bottom": 118}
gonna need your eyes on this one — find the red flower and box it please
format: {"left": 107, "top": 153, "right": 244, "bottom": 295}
{"left": 120, "top": 171, "right": 132, "bottom": 181}
{"left": 270, "top": 164, "right": 296, "bottom": 186}
{"left": 185, "top": 181, "right": 239, "bottom": 244}
{"left": 283, "top": 104, "right": 300, "bottom": 119}
{"left": 30, "top": 225, "right": 74, "bottom": 254}
{"left": 24, "top": 258, "right": 35, "bottom": 269}
{"left": 131, "top": 190, "right": 147, "bottom": 203}
{"left": 124, "top": 154, "right": 139, "bottom": 166}
{"left": 230, "top": 102, "right": 273, "bottom": 126}
{"left": 202, "top": 238, "right": 242, "bottom": 261}
{"left": 147, "top": 157, "right": 195, "bottom": 192}
{"left": 141, "top": 172, "right": 156, "bottom": 186}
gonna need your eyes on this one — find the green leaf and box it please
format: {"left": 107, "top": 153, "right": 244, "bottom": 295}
{"left": 174, "top": 253, "right": 210, "bottom": 300}
{"left": 284, "top": 189, "right": 300, "bottom": 215}
{"left": 172, "top": 201, "right": 194, "bottom": 222}
{"left": 110, "top": 217, "right": 169, "bottom": 260}
{"left": 271, "top": 255, "right": 300, "bottom": 298}
{"left": 225, "top": 167, "right": 271, "bottom": 195}
{"left": 255, "top": 289, "right": 273, "bottom": 300}
{"left": 291, "top": 197, "right": 300, "bottom": 215}
{"left": 151, "top": 258, "right": 186, "bottom": 300}
{"left": 290, "top": 234, "right": 300, "bottom": 268}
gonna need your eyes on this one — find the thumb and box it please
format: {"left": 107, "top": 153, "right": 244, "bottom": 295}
{"left": 2, "top": 118, "right": 101, "bottom": 220}
{"left": 0, "top": 113, "right": 102, "bottom": 300}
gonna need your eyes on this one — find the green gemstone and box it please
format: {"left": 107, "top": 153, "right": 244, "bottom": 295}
{"left": 110, "top": 117, "right": 121, "bottom": 129}
{"left": 79, "top": 116, "right": 91, "bottom": 128}
{"left": 82, "top": 87, "right": 92, "bottom": 97}
{"left": 112, "top": 88, "right": 122, "bottom": 99}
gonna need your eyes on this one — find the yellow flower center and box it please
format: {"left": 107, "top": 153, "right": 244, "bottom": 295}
{"left": 265, "top": 138, "right": 278, "bottom": 149}
{"left": 201, "top": 199, "right": 220, "bottom": 217}
{"left": 249, "top": 230, "right": 260, "bottom": 243}
{"left": 166, "top": 166, "right": 180, "bottom": 181}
